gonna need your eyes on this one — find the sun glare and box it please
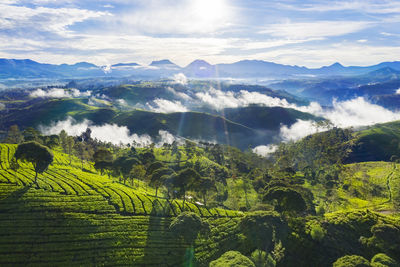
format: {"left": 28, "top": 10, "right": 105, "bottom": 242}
{"left": 191, "top": 0, "right": 230, "bottom": 30}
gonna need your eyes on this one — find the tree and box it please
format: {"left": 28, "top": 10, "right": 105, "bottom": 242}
{"left": 93, "top": 148, "right": 113, "bottom": 176}
{"left": 59, "top": 130, "right": 68, "bottom": 153}
{"left": 9, "top": 157, "right": 20, "bottom": 179}
{"left": 333, "top": 255, "right": 370, "bottom": 267}
{"left": 371, "top": 253, "right": 398, "bottom": 267}
{"left": 23, "top": 127, "right": 41, "bottom": 143}
{"left": 113, "top": 156, "right": 140, "bottom": 184}
{"left": 67, "top": 136, "right": 75, "bottom": 165}
{"left": 172, "top": 168, "right": 201, "bottom": 210}
{"left": 150, "top": 167, "right": 175, "bottom": 197}
{"left": 239, "top": 211, "right": 288, "bottom": 262}
{"left": 169, "top": 212, "right": 210, "bottom": 245}
{"left": 139, "top": 151, "right": 155, "bottom": 166}
{"left": 193, "top": 177, "right": 216, "bottom": 206}
{"left": 4, "top": 125, "right": 23, "bottom": 144}
{"left": 14, "top": 141, "right": 53, "bottom": 184}
{"left": 45, "top": 135, "right": 60, "bottom": 148}
{"left": 210, "top": 251, "right": 255, "bottom": 267}
{"left": 129, "top": 164, "right": 146, "bottom": 187}
{"left": 169, "top": 212, "right": 210, "bottom": 266}
{"left": 263, "top": 186, "right": 307, "bottom": 214}
{"left": 74, "top": 142, "right": 86, "bottom": 169}
{"left": 146, "top": 161, "right": 165, "bottom": 176}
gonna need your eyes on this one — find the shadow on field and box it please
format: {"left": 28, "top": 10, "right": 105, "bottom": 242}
{"left": 143, "top": 206, "right": 187, "bottom": 266}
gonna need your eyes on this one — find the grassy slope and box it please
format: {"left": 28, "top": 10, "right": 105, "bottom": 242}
{"left": 347, "top": 120, "right": 400, "bottom": 162}
{"left": 222, "top": 106, "right": 323, "bottom": 131}
{"left": 304, "top": 161, "right": 400, "bottom": 213}
{"left": 0, "top": 144, "right": 243, "bottom": 266}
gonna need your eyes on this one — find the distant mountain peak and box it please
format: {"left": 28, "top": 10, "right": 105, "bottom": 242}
{"left": 367, "top": 66, "right": 400, "bottom": 76}
{"left": 149, "top": 59, "right": 177, "bottom": 66}
{"left": 186, "top": 59, "right": 213, "bottom": 68}
{"left": 328, "top": 62, "right": 344, "bottom": 68}
{"left": 112, "top": 62, "right": 140, "bottom": 67}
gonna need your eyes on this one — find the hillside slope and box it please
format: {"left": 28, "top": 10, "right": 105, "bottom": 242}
{"left": 0, "top": 98, "right": 323, "bottom": 148}
{"left": 0, "top": 144, "right": 242, "bottom": 266}
{"left": 347, "top": 121, "right": 400, "bottom": 162}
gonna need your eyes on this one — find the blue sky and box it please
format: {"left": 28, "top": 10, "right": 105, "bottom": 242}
{"left": 0, "top": 0, "right": 399, "bottom": 67}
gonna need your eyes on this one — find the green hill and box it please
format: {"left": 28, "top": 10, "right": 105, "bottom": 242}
{"left": 0, "top": 144, "right": 242, "bottom": 266}
{"left": 347, "top": 120, "right": 400, "bottom": 162}
{"left": 221, "top": 106, "right": 323, "bottom": 131}
{"left": 1, "top": 143, "right": 400, "bottom": 266}
{"left": 1, "top": 98, "right": 325, "bottom": 149}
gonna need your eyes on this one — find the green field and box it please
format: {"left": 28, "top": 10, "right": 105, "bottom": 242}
{"left": 0, "top": 144, "right": 242, "bottom": 266}
{"left": 303, "top": 161, "right": 400, "bottom": 214}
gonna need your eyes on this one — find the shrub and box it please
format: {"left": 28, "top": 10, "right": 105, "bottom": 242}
{"left": 333, "top": 255, "right": 370, "bottom": 267}
{"left": 210, "top": 251, "right": 255, "bottom": 267}
{"left": 371, "top": 253, "right": 398, "bottom": 267}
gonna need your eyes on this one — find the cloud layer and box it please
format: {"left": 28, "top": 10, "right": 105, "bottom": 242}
{"left": 39, "top": 117, "right": 180, "bottom": 147}
{"left": 29, "top": 88, "right": 91, "bottom": 98}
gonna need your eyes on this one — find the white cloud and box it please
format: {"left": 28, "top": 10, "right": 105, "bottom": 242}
{"left": 259, "top": 21, "right": 372, "bottom": 40}
{"left": 147, "top": 99, "right": 188, "bottom": 113}
{"left": 195, "top": 87, "right": 295, "bottom": 110}
{"left": 286, "top": 1, "right": 400, "bottom": 14}
{"left": 252, "top": 144, "right": 278, "bottom": 157}
{"left": 0, "top": 3, "right": 108, "bottom": 36}
{"left": 396, "top": 88, "right": 400, "bottom": 94}
{"left": 280, "top": 120, "right": 331, "bottom": 142}
{"left": 166, "top": 87, "right": 192, "bottom": 101}
{"left": 172, "top": 73, "right": 188, "bottom": 85}
{"left": 29, "top": 88, "right": 91, "bottom": 98}
{"left": 117, "top": 0, "right": 233, "bottom": 35}
{"left": 157, "top": 130, "right": 181, "bottom": 146}
{"left": 116, "top": 99, "right": 128, "bottom": 106}
{"left": 39, "top": 117, "right": 153, "bottom": 146}
{"left": 250, "top": 43, "right": 400, "bottom": 68}
{"left": 322, "top": 97, "right": 400, "bottom": 128}
{"left": 39, "top": 117, "right": 183, "bottom": 147}
{"left": 278, "top": 97, "right": 400, "bottom": 141}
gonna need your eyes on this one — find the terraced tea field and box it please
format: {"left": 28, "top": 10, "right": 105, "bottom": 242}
{"left": 0, "top": 144, "right": 242, "bottom": 266}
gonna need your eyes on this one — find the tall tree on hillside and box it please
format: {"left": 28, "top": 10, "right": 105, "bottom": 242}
{"left": 45, "top": 135, "right": 60, "bottom": 148}
{"left": 74, "top": 142, "right": 86, "bottom": 169}
{"left": 129, "top": 164, "right": 146, "bottom": 187}
{"left": 150, "top": 167, "right": 175, "bottom": 197}
{"left": 169, "top": 212, "right": 210, "bottom": 265}
{"left": 14, "top": 141, "right": 53, "bottom": 184}
{"left": 67, "top": 136, "right": 75, "bottom": 165}
{"left": 172, "top": 168, "right": 201, "bottom": 210}
{"left": 4, "top": 125, "right": 23, "bottom": 144}
{"left": 239, "top": 211, "right": 288, "bottom": 265}
{"left": 93, "top": 148, "right": 113, "bottom": 176}
{"left": 59, "top": 130, "right": 68, "bottom": 153}
{"left": 23, "top": 127, "right": 41, "bottom": 143}
{"left": 113, "top": 156, "right": 140, "bottom": 184}
{"left": 193, "top": 177, "right": 216, "bottom": 206}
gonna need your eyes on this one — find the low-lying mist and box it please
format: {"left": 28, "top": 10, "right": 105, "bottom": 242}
{"left": 39, "top": 117, "right": 181, "bottom": 147}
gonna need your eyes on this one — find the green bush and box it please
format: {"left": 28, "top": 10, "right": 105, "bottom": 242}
{"left": 309, "top": 223, "right": 326, "bottom": 242}
{"left": 333, "top": 255, "right": 370, "bottom": 267}
{"left": 371, "top": 253, "right": 398, "bottom": 267}
{"left": 210, "top": 251, "right": 255, "bottom": 267}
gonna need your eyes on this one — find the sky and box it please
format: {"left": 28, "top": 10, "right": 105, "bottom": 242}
{"left": 0, "top": 0, "right": 399, "bottom": 67}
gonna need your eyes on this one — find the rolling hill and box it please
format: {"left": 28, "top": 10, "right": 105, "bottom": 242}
{"left": 0, "top": 96, "right": 322, "bottom": 149}
{"left": 346, "top": 120, "right": 400, "bottom": 163}
{"left": 0, "top": 144, "right": 242, "bottom": 266}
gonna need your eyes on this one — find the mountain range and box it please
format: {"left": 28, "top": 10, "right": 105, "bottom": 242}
{"left": 1, "top": 58, "right": 400, "bottom": 79}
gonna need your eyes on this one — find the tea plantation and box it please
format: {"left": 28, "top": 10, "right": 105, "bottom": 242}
{"left": 0, "top": 144, "right": 242, "bottom": 266}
